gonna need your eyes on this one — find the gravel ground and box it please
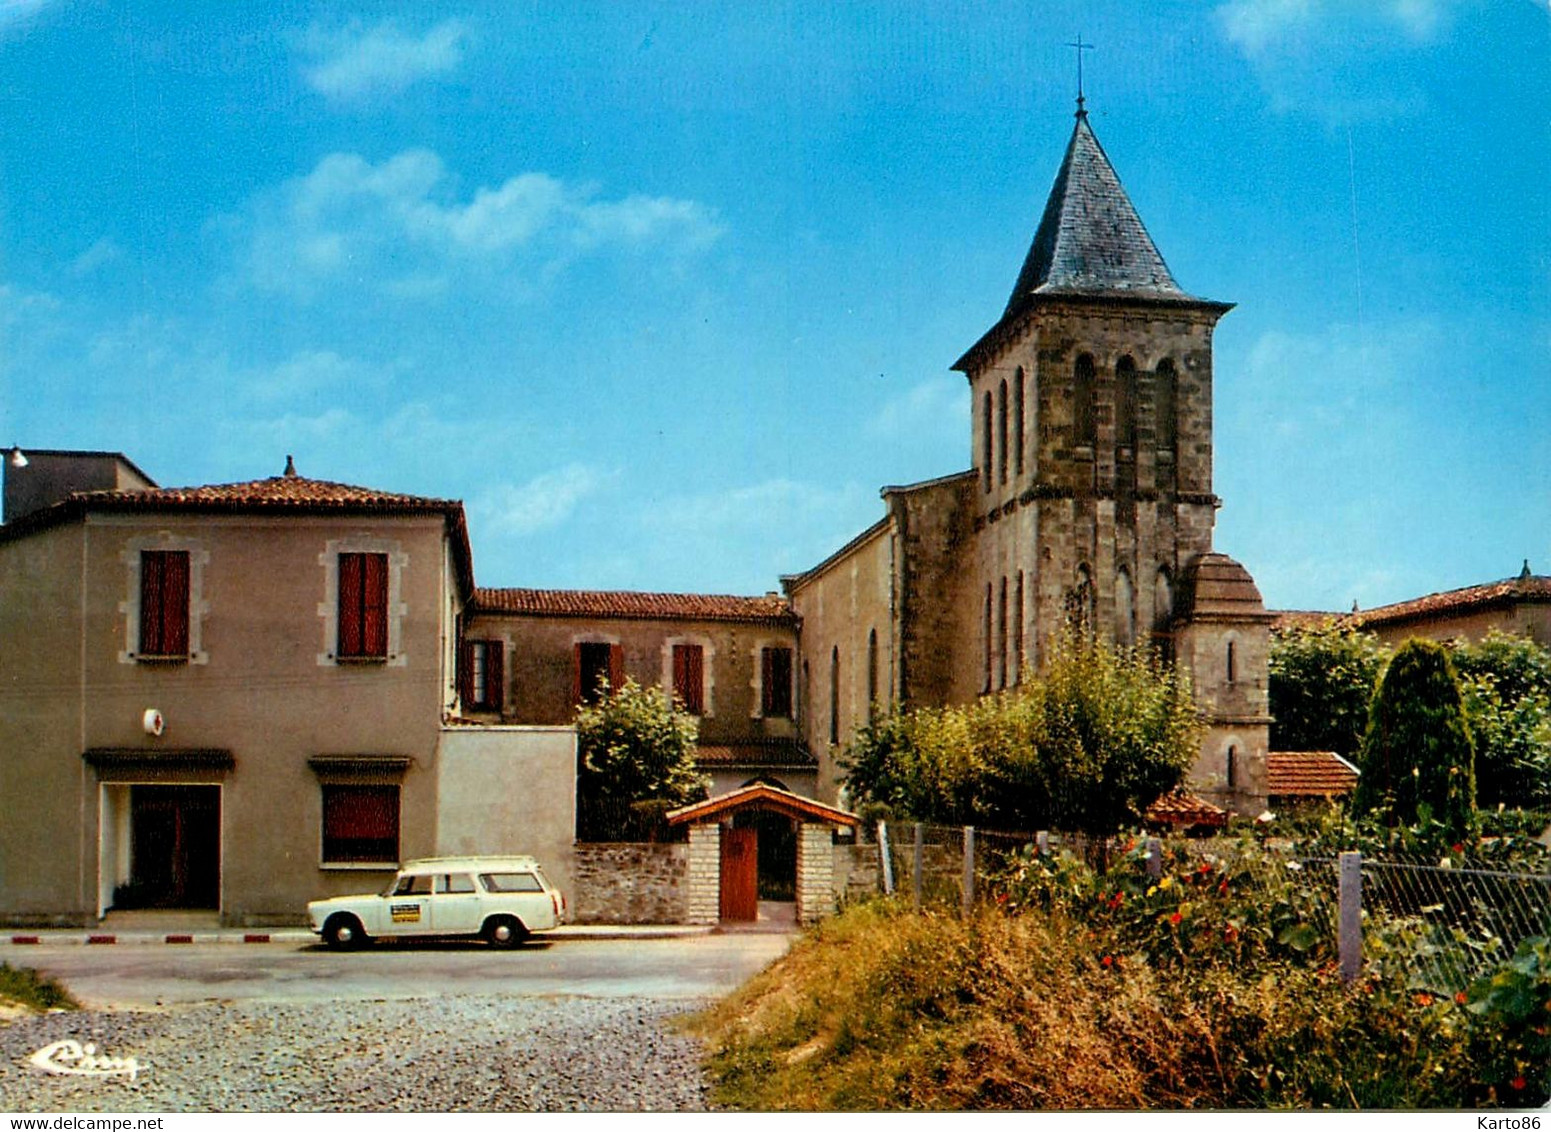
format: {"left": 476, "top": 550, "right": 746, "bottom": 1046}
{"left": 0, "top": 997, "right": 716, "bottom": 1112}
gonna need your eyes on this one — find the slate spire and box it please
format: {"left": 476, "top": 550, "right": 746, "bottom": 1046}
{"left": 1004, "top": 106, "right": 1188, "bottom": 316}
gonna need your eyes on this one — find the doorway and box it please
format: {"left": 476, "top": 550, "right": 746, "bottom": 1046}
{"left": 112, "top": 785, "right": 221, "bottom": 910}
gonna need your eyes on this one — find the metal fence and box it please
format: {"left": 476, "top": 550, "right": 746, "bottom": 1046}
{"left": 873, "top": 819, "right": 1551, "bottom": 990}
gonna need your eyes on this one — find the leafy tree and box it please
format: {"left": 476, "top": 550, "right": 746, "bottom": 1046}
{"left": 575, "top": 677, "right": 708, "bottom": 841}
{"left": 1354, "top": 639, "right": 1477, "bottom": 839}
{"left": 842, "top": 636, "right": 1201, "bottom": 835}
{"left": 1268, "top": 622, "right": 1389, "bottom": 757}
{"left": 1448, "top": 632, "right": 1551, "bottom": 808}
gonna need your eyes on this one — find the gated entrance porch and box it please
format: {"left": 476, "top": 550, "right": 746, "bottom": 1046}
{"left": 667, "top": 783, "right": 860, "bottom": 926}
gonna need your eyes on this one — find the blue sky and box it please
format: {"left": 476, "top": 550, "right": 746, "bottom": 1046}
{"left": 1, "top": 0, "right": 1546, "bottom": 612}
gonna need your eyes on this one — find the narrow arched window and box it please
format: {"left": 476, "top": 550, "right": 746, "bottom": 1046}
{"left": 829, "top": 646, "right": 840, "bottom": 745}
{"left": 983, "top": 583, "right": 993, "bottom": 692}
{"left": 1116, "top": 355, "right": 1137, "bottom": 453}
{"left": 1068, "top": 565, "right": 1094, "bottom": 635}
{"left": 1115, "top": 567, "right": 1135, "bottom": 648}
{"left": 1227, "top": 745, "right": 1238, "bottom": 789}
{"left": 1074, "top": 354, "right": 1096, "bottom": 448}
{"left": 998, "top": 576, "right": 1009, "bottom": 689}
{"left": 1013, "top": 571, "right": 1025, "bottom": 683}
{"left": 1014, "top": 367, "right": 1026, "bottom": 476}
{"left": 1155, "top": 359, "right": 1178, "bottom": 453}
{"left": 998, "top": 379, "right": 1009, "bottom": 484}
{"left": 1154, "top": 567, "right": 1173, "bottom": 632}
{"left": 1227, "top": 639, "right": 1237, "bottom": 685}
{"left": 982, "top": 391, "right": 993, "bottom": 493}
{"left": 866, "top": 628, "right": 879, "bottom": 722}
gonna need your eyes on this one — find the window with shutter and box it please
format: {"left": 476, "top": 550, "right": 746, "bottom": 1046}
{"left": 672, "top": 643, "right": 704, "bottom": 715}
{"left": 761, "top": 647, "right": 793, "bottom": 718}
{"left": 460, "top": 640, "right": 505, "bottom": 711}
{"left": 576, "top": 642, "right": 614, "bottom": 705}
{"left": 321, "top": 784, "right": 399, "bottom": 864}
{"left": 139, "top": 550, "right": 190, "bottom": 659}
{"left": 338, "top": 552, "right": 389, "bottom": 660}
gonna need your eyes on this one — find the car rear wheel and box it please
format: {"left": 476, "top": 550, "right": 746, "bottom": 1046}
{"left": 323, "top": 913, "right": 367, "bottom": 951}
{"left": 484, "top": 915, "right": 528, "bottom": 948}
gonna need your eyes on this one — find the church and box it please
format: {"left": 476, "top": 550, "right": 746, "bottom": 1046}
{"left": 780, "top": 98, "right": 1274, "bottom": 816}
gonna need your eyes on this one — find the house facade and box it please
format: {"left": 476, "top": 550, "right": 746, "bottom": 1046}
{"left": 0, "top": 456, "right": 575, "bottom": 927}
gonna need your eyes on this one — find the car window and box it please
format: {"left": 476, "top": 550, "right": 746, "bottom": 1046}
{"left": 437, "top": 874, "right": 476, "bottom": 895}
{"left": 481, "top": 872, "right": 544, "bottom": 893}
{"left": 393, "top": 874, "right": 434, "bottom": 896}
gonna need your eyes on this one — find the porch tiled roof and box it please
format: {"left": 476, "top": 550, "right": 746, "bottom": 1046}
{"left": 473, "top": 587, "right": 795, "bottom": 624}
{"left": 1144, "top": 790, "right": 1229, "bottom": 829}
{"left": 695, "top": 740, "right": 815, "bottom": 769}
{"left": 1268, "top": 751, "right": 1359, "bottom": 797}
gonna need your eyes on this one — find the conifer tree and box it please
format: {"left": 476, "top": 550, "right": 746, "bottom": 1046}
{"left": 1354, "top": 638, "right": 1477, "bottom": 839}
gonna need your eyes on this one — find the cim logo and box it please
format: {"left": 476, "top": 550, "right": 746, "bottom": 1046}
{"left": 28, "top": 1039, "right": 141, "bottom": 1081}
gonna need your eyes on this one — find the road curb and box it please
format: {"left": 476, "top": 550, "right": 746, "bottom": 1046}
{"left": 1, "top": 924, "right": 727, "bottom": 947}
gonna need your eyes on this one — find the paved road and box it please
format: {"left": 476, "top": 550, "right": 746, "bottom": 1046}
{"left": 9, "top": 934, "right": 793, "bottom": 1009}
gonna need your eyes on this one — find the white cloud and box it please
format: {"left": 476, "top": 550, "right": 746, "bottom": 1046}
{"left": 69, "top": 238, "right": 123, "bottom": 276}
{"left": 301, "top": 19, "right": 467, "bottom": 103}
{"left": 472, "top": 465, "right": 613, "bottom": 537}
{"left": 230, "top": 150, "right": 724, "bottom": 300}
{"left": 1218, "top": 0, "right": 1461, "bottom": 55}
{"left": 245, "top": 349, "right": 389, "bottom": 403}
{"left": 866, "top": 376, "right": 968, "bottom": 441}
{"left": 0, "top": 0, "right": 50, "bottom": 34}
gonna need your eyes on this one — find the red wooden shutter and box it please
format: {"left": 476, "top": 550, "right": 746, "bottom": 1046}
{"left": 338, "top": 553, "right": 363, "bottom": 657}
{"left": 486, "top": 641, "right": 504, "bottom": 711}
{"left": 163, "top": 551, "right": 190, "bottom": 656}
{"left": 140, "top": 552, "right": 165, "bottom": 654}
{"left": 608, "top": 644, "right": 624, "bottom": 695}
{"left": 363, "top": 553, "right": 389, "bottom": 657}
{"left": 573, "top": 643, "right": 584, "bottom": 705}
{"left": 673, "top": 644, "right": 704, "bottom": 714}
{"left": 458, "top": 640, "right": 474, "bottom": 705}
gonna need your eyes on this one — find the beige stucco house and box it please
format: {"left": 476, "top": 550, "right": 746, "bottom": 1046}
{"left": 0, "top": 456, "right": 576, "bottom": 927}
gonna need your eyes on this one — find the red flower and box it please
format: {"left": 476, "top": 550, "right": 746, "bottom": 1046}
{"left": 1223, "top": 926, "right": 1239, "bottom": 943}
{"left": 1218, "top": 880, "right": 1229, "bottom": 895}
{"left": 1452, "top": 843, "right": 1465, "bottom": 855}
{"left": 1510, "top": 1076, "right": 1527, "bottom": 1091}
{"left": 1455, "top": 991, "right": 1468, "bottom": 1006}
{"left": 1101, "top": 954, "right": 1114, "bottom": 968}
{"left": 1414, "top": 993, "right": 1434, "bottom": 1008}
{"left": 1169, "top": 911, "right": 1183, "bottom": 926}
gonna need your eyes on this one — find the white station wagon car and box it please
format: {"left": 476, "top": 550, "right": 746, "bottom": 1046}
{"left": 308, "top": 856, "right": 567, "bottom": 950}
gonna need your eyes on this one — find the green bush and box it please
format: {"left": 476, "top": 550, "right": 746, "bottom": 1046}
{"left": 1354, "top": 639, "right": 1477, "bottom": 843}
{"left": 574, "top": 677, "right": 707, "bottom": 841}
{"left": 1269, "top": 622, "right": 1389, "bottom": 758}
{"left": 843, "top": 636, "right": 1200, "bottom": 835}
{"left": 1450, "top": 632, "right": 1551, "bottom": 809}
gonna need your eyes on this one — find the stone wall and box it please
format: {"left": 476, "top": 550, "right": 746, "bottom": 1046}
{"left": 570, "top": 842, "right": 689, "bottom": 925}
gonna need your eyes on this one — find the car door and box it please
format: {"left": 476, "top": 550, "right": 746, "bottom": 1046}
{"left": 384, "top": 872, "right": 433, "bottom": 935}
{"left": 432, "top": 873, "right": 483, "bottom": 935}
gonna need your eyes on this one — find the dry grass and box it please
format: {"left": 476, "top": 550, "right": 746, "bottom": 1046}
{"left": 688, "top": 900, "right": 1479, "bottom": 1111}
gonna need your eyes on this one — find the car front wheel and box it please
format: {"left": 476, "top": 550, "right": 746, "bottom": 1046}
{"left": 323, "top": 913, "right": 367, "bottom": 951}
{"left": 484, "top": 915, "right": 528, "bottom": 948}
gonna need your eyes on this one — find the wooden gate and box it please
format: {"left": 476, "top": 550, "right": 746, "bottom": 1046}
{"left": 719, "top": 826, "right": 759, "bottom": 922}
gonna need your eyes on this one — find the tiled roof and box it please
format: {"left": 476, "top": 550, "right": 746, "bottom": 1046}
{"left": 667, "top": 782, "right": 860, "bottom": 827}
{"left": 473, "top": 587, "right": 796, "bottom": 624}
{"left": 695, "top": 740, "right": 815, "bottom": 769}
{"left": 1, "top": 462, "right": 475, "bottom": 597}
{"left": 1354, "top": 574, "right": 1551, "bottom": 628}
{"left": 1006, "top": 111, "right": 1189, "bottom": 313}
{"left": 74, "top": 473, "right": 461, "bottom": 512}
{"left": 1144, "top": 789, "right": 1229, "bottom": 829}
{"left": 1270, "top": 573, "right": 1551, "bottom": 634}
{"left": 1268, "top": 751, "right": 1359, "bottom": 798}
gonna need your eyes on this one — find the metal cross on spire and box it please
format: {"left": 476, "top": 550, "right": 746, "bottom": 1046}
{"left": 1067, "top": 35, "right": 1094, "bottom": 116}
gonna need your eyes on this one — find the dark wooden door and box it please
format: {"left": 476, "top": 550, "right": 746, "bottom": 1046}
{"left": 719, "top": 827, "right": 759, "bottom": 922}
{"left": 127, "top": 786, "right": 220, "bottom": 909}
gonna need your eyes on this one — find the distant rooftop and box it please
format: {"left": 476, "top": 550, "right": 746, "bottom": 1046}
{"left": 473, "top": 586, "right": 795, "bottom": 625}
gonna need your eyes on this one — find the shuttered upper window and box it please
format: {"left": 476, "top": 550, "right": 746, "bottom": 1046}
{"left": 337, "top": 552, "right": 389, "bottom": 660}
{"left": 761, "top": 646, "right": 793, "bottom": 718}
{"left": 321, "top": 784, "right": 399, "bottom": 864}
{"left": 139, "top": 550, "right": 190, "bottom": 659}
{"left": 672, "top": 643, "right": 705, "bottom": 715}
{"left": 460, "top": 639, "right": 505, "bottom": 711}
